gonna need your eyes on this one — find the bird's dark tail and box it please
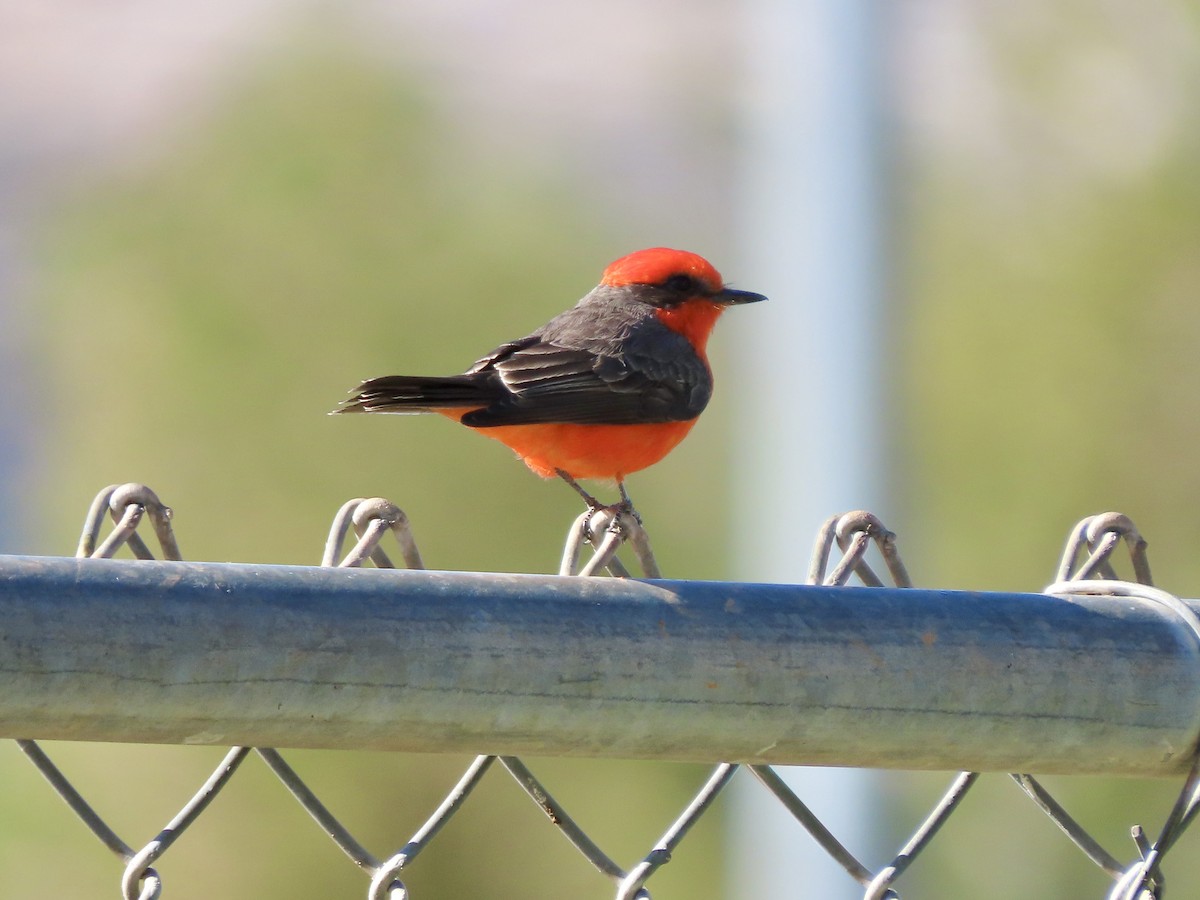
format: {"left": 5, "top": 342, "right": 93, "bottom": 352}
{"left": 333, "top": 374, "right": 501, "bottom": 415}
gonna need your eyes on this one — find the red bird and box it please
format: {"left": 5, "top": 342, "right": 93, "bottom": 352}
{"left": 334, "top": 247, "right": 765, "bottom": 511}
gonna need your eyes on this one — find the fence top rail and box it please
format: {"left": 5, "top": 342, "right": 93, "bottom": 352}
{"left": 1, "top": 553, "right": 1198, "bottom": 776}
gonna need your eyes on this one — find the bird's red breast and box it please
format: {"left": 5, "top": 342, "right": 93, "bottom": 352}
{"left": 473, "top": 419, "right": 700, "bottom": 481}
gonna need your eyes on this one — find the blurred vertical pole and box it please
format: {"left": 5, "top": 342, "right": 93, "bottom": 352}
{"left": 0, "top": 201, "right": 28, "bottom": 554}
{"left": 728, "top": 0, "right": 888, "bottom": 897}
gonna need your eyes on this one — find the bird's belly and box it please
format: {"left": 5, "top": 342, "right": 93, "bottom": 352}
{"left": 473, "top": 420, "right": 699, "bottom": 481}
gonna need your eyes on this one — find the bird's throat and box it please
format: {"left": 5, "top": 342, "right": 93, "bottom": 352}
{"left": 653, "top": 301, "right": 723, "bottom": 357}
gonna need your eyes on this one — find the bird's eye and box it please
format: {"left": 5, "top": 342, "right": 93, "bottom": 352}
{"left": 662, "top": 274, "right": 696, "bottom": 293}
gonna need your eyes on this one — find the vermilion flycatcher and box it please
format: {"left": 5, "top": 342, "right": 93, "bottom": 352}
{"left": 334, "top": 247, "right": 765, "bottom": 511}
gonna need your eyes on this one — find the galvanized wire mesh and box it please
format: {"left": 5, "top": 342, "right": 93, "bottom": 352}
{"left": 4, "top": 483, "right": 1200, "bottom": 899}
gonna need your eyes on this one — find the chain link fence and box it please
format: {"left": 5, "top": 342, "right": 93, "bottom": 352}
{"left": 2, "top": 483, "right": 1199, "bottom": 899}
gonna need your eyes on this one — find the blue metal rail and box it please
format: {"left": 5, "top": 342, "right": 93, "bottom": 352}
{"left": 0, "top": 554, "right": 1197, "bottom": 775}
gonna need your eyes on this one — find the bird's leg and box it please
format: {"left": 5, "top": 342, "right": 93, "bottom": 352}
{"left": 617, "top": 481, "right": 643, "bottom": 525}
{"left": 556, "top": 469, "right": 610, "bottom": 545}
{"left": 555, "top": 469, "right": 641, "bottom": 521}
{"left": 556, "top": 469, "right": 602, "bottom": 510}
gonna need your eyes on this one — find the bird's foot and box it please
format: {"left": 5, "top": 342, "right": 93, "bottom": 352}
{"left": 555, "top": 470, "right": 642, "bottom": 533}
{"left": 556, "top": 478, "right": 660, "bottom": 578}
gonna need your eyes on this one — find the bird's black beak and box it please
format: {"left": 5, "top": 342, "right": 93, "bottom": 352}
{"left": 716, "top": 287, "right": 767, "bottom": 305}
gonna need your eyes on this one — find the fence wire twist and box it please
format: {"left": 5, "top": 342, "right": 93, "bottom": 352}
{"left": 8, "top": 483, "right": 1200, "bottom": 898}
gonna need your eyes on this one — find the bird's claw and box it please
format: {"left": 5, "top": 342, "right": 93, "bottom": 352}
{"left": 579, "top": 500, "right": 641, "bottom": 542}
{"left": 616, "top": 482, "right": 642, "bottom": 526}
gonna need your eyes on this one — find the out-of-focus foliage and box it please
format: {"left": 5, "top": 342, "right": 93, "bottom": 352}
{"left": 905, "top": 155, "right": 1200, "bottom": 593}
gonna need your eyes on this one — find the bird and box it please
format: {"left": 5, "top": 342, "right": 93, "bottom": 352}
{"left": 333, "top": 247, "right": 765, "bottom": 515}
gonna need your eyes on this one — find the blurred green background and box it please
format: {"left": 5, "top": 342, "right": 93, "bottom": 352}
{"left": 3, "top": 2, "right": 1200, "bottom": 898}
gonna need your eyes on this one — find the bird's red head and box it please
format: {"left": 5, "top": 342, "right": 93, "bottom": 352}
{"left": 598, "top": 247, "right": 764, "bottom": 354}
{"left": 600, "top": 247, "right": 725, "bottom": 292}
